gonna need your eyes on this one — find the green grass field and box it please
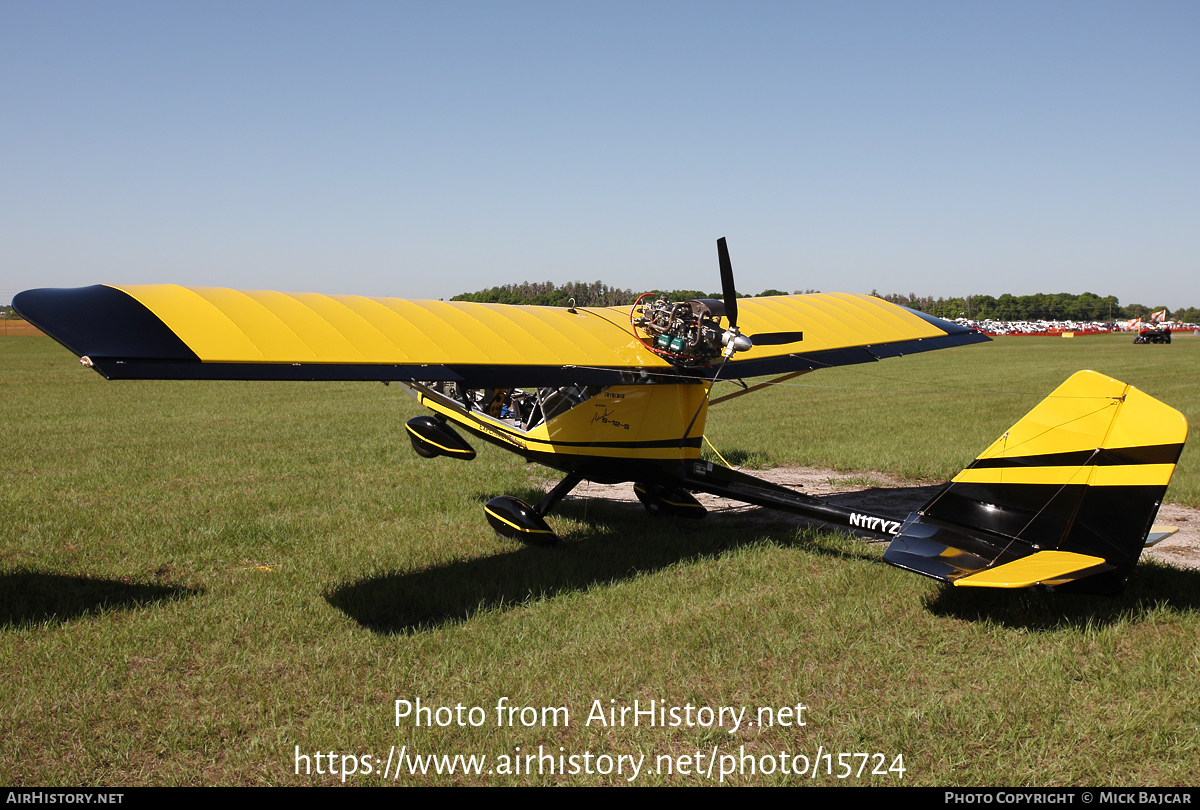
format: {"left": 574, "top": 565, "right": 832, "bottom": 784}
{"left": 1, "top": 334, "right": 1197, "bottom": 786}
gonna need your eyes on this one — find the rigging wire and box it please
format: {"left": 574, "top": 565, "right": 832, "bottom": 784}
{"left": 563, "top": 361, "right": 1096, "bottom": 399}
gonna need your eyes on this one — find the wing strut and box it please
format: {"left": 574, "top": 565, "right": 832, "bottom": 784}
{"left": 709, "top": 370, "right": 812, "bottom": 406}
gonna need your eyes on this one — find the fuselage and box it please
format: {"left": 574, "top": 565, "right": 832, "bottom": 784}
{"left": 405, "top": 381, "right": 710, "bottom": 484}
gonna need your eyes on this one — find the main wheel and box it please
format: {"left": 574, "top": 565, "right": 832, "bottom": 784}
{"left": 634, "top": 483, "right": 707, "bottom": 519}
{"left": 484, "top": 496, "right": 558, "bottom": 545}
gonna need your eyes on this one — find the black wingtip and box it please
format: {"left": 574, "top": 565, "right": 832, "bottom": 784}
{"left": 12, "top": 285, "right": 199, "bottom": 364}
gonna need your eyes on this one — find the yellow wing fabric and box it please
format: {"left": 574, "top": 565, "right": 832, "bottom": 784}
{"left": 13, "top": 284, "right": 985, "bottom": 386}
{"left": 15, "top": 283, "right": 670, "bottom": 386}
{"left": 731, "top": 292, "right": 947, "bottom": 353}
{"left": 117, "top": 284, "right": 664, "bottom": 370}
{"left": 726, "top": 293, "right": 983, "bottom": 374}
{"left": 608, "top": 292, "right": 985, "bottom": 378}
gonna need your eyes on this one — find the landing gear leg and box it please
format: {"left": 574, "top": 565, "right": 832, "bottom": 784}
{"left": 534, "top": 472, "right": 583, "bottom": 517}
{"left": 485, "top": 472, "right": 584, "bottom": 545}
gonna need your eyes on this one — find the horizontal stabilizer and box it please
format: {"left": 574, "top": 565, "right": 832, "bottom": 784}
{"left": 953, "top": 551, "right": 1108, "bottom": 589}
{"left": 1145, "top": 525, "right": 1179, "bottom": 547}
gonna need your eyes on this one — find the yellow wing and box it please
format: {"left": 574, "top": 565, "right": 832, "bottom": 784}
{"left": 676, "top": 292, "right": 978, "bottom": 378}
{"left": 14, "top": 284, "right": 986, "bottom": 386}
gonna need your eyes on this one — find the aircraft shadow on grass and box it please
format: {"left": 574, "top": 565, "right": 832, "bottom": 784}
{"left": 328, "top": 482, "right": 1200, "bottom": 635}
{"left": 0, "top": 569, "right": 202, "bottom": 630}
{"left": 327, "top": 490, "right": 809, "bottom": 635}
{"left": 792, "top": 484, "right": 1200, "bottom": 630}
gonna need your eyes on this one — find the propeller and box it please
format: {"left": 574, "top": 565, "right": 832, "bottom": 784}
{"left": 715, "top": 237, "right": 805, "bottom": 355}
{"left": 750, "top": 331, "right": 806, "bottom": 346}
{"left": 716, "top": 237, "right": 750, "bottom": 357}
{"left": 717, "top": 237, "right": 738, "bottom": 331}
{"left": 680, "top": 238, "right": 804, "bottom": 448}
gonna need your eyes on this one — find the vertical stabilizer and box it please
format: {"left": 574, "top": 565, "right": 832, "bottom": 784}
{"left": 884, "top": 371, "right": 1187, "bottom": 593}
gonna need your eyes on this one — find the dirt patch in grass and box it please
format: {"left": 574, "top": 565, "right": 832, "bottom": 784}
{"left": 555, "top": 465, "right": 1200, "bottom": 570}
{"left": 0, "top": 321, "right": 46, "bottom": 336}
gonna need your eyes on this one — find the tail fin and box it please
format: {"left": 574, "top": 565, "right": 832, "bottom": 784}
{"left": 884, "top": 371, "right": 1188, "bottom": 594}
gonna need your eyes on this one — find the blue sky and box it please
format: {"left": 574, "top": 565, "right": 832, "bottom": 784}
{"left": 3, "top": 1, "right": 1197, "bottom": 308}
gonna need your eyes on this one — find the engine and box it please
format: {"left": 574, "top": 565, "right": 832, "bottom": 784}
{"left": 631, "top": 296, "right": 729, "bottom": 364}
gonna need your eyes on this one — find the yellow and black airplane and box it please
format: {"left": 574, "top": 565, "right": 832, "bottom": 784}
{"left": 14, "top": 239, "right": 1187, "bottom": 594}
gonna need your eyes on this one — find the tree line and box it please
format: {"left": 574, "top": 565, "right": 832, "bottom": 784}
{"left": 870, "top": 292, "right": 1198, "bottom": 323}
{"left": 452, "top": 283, "right": 1197, "bottom": 322}
{"left": 451, "top": 282, "right": 812, "bottom": 308}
